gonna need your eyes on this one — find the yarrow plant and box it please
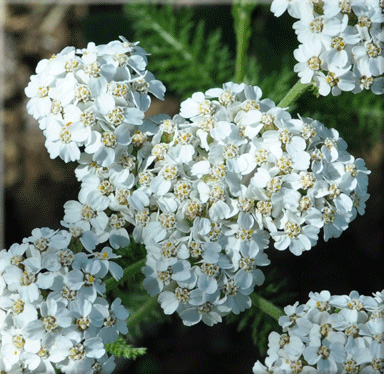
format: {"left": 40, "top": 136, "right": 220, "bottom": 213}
{"left": 272, "top": 0, "right": 384, "bottom": 96}
{"left": 24, "top": 36, "right": 165, "bottom": 163}
{"left": 2, "top": 1, "right": 383, "bottom": 372}
{"left": 253, "top": 290, "right": 384, "bottom": 374}
{"left": 0, "top": 228, "right": 127, "bottom": 373}
{"left": 138, "top": 83, "right": 369, "bottom": 324}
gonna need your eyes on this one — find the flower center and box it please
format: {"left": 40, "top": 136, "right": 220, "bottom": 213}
{"left": 174, "top": 181, "right": 192, "bottom": 200}
{"left": 344, "top": 360, "right": 360, "bottom": 373}
{"left": 13, "top": 335, "right": 25, "bottom": 349}
{"left": 367, "top": 42, "right": 381, "bottom": 58}
{"left": 361, "top": 75, "right": 373, "bottom": 89}
{"left": 151, "top": 143, "right": 168, "bottom": 160}
{"left": 326, "top": 72, "right": 340, "bottom": 87}
{"left": 285, "top": 222, "right": 301, "bottom": 238}
{"left": 80, "top": 111, "right": 96, "bottom": 127}
{"left": 104, "top": 312, "right": 117, "bottom": 327}
{"left": 198, "top": 302, "right": 213, "bottom": 314}
{"left": 59, "top": 249, "right": 75, "bottom": 266}
{"left": 224, "top": 279, "right": 238, "bottom": 296}
{"left": 81, "top": 204, "right": 96, "bottom": 221}
{"left": 64, "top": 59, "right": 79, "bottom": 72}
{"left": 223, "top": 144, "right": 239, "bottom": 159}
{"left": 358, "top": 16, "right": 372, "bottom": 29}
{"left": 322, "top": 207, "right": 335, "bottom": 224}
{"left": 99, "top": 180, "right": 114, "bottom": 195}
{"left": 160, "top": 242, "right": 178, "bottom": 258}
{"left": 318, "top": 345, "right": 330, "bottom": 359}
{"left": 12, "top": 299, "right": 25, "bottom": 314}
{"left": 331, "top": 36, "right": 346, "bottom": 51}
{"left": 162, "top": 165, "right": 178, "bottom": 180}
{"left": 69, "top": 344, "right": 85, "bottom": 361}
{"left": 256, "top": 200, "right": 272, "bottom": 216}
{"left": 339, "top": 0, "right": 351, "bottom": 14}
{"left": 107, "top": 107, "right": 125, "bottom": 126}
{"left": 175, "top": 287, "right": 190, "bottom": 303}
{"left": 219, "top": 90, "right": 235, "bottom": 107}
{"left": 135, "top": 209, "right": 150, "bottom": 227}
{"left": 201, "top": 262, "right": 219, "bottom": 277}
{"left": 300, "top": 172, "right": 316, "bottom": 189}
{"left": 38, "top": 86, "right": 49, "bottom": 98}
{"left": 43, "top": 315, "right": 57, "bottom": 332}
{"left": 75, "top": 84, "right": 91, "bottom": 102}
{"left": 60, "top": 127, "right": 72, "bottom": 144}
{"left": 239, "top": 257, "right": 255, "bottom": 272}
{"left": 198, "top": 100, "right": 215, "bottom": 115}
{"left": 159, "top": 213, "right": 176, "bottom": 230}
{"left": 310, "top": 18, "right": 324, "bottom": 33}
{"left": 101, "top": 131, "right": 117, "bottom": 148}
{"left": 132, "top": 78, "right": 149, "bottom": 94}
{"left": 84, "top": 62, "right": 101, "bottom": 78}
{"left": 307, "top": 56, "right": 321, "bottom": 71}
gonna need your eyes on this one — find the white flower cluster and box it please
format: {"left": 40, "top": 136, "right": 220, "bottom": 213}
{"left": 123, "top": 82, "right": 368, "bottom": 325}
{"left": 253, "top": 290, "right": 384, "bottom": 374}
{"left": 25, "top": 36, "right": 165, "bottom": 163}
{"left": 0, "top": 228, "right": 128, "bottom": 373}
{"left": 23, "top": 35, "right": 371, "bottom": 330}
{"left": 271, "top": 0, "right": 384, "bottom": 96}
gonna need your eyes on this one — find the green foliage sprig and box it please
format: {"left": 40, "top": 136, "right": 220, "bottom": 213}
{"left": 124, "top": 3, "right": 233, "bottom": 98}
{"left": 105, "top": 336, "right": 147, "bottom": 360}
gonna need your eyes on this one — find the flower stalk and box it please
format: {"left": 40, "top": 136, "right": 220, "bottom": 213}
{"left": 278, "top": 80, "right": 311, "bottom": 109}
{"left": 232, "top": 0, "right": 258, "bottom": 83}
{"left": 105, "top": 258, "right": 146, "bottom": 292}
{"left": 253, "top": 295, "right": 284, "bottom": 321}
{"left": 127, "top": 296, "right": 159, "bottom": 330}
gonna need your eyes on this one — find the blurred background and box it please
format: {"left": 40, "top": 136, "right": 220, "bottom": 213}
{"left": 2, "top": 1, "right": 383, "bottom": 373}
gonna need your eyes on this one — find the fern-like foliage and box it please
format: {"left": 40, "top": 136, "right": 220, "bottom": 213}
{"left": 124, "top": 3, "right": 234, "bottom": 99}
{"left": 226, "top": 269, "right": 296, "bottom": 356}
{"left": 105, "top": 336, "right": 147, "bottom": 360}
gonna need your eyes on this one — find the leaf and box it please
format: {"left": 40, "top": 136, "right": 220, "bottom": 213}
{"left": 124, "top": 3, "right": 234, "bottom": 98}
{"left": 105, "top": 336, "right": 147, "bottom": 360}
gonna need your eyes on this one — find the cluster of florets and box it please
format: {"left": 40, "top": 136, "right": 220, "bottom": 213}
{"left": 24, "top": 36, "right": 371, "bottom": 330}
{"left": 0, "top": 228, "right": 128, "bottom": 373}
{"left": 253, "top": 290, "right": 384, "bottom": 374}
{"left": 271, "top": 0, "right": 384, "bottom": 96}
{"left": 126, "top": 82, "right": 369, "bottom": 325}
{"left": 25, "top": 36, "right": 165, "bottom": 163}
{"left": 61, "top": 81, "right": 370, "bottom": 326}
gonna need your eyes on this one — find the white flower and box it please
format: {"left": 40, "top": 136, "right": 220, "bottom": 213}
{"left": 271, "top": 0, "right": 313, "bottom": 19}
{"left": 352, "top": 40, "right": 384, "bottom": 76}
{"left": 294, "top": 41, "right": 325, "bottom": 84}
{"left": 25, "top": 74, "right": 54, "bottom": 120}
{"left": 97, "top": 298, "right": 129, "bottom": 344}
{"left": 315, "top": 66, "right": 356, "bottom": 96}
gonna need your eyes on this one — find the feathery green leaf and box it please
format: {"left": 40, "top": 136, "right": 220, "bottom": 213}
{"left": 105, "top": 336, "right": 147, "bottom": 360}
{"left": 124, "top": 3, "right": 234, "bottom": 99}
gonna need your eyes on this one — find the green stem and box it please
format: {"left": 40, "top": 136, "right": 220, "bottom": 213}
{"left": 233, "top": 0, "right": 258, "bottom": 83}
{"left": 127, "top": 296, "right": 158, "bottom": 330}
{"left": 254, "top": 295, "right": 284, "bottom": 321}
{"left": 277, "top": 79, "right": 311, "bottom": 109}
{"left": 105, "top": 258, "right": 146, "bottom": 292}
